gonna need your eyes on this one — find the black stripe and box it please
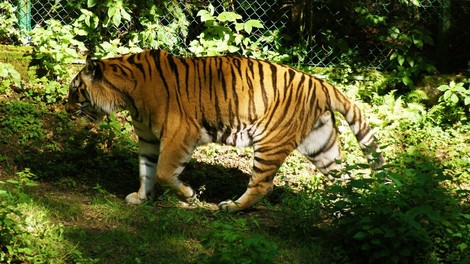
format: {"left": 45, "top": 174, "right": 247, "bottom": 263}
{"left": 219, "top": 58, "right": 228, "bottom": 100}
{"left": 168, "top": 56, "right": 185, "bottom": 115}
{"left": 143, "top": 161, "right": 156, "bottom": 167}
{"left": 140, "top": 154, "right": 159, "bottom": 163}
{"left": 181, "top": 58, "right": 191, "bottom": 100}
{"left": 266, "top": 64, "right": 276, "bottom": 107}
{"left": 253, "top": 165, "right": 263, "bottom": 174}
{"left": 152, "top": 52, "right": 171, "bottom": 124}
{"left": 138, "top": 136, "right": 159, "bottom": 145}
{"left": 145, "top": 53, "right": 153, "bottom": 80}
{"left": 317, "top": 159, "right": 338, "bottom": 170}
{"left": 202, "top": 119, "right": 217, "bottom": 141}
{"left": 127, "top": 54, "right": 145, "bottom": 79}
{"left": 307, "top": 130, "right": 337, "bottom": 158}
{"left": 230, "top": 64, "right": 240, "bottom": 126}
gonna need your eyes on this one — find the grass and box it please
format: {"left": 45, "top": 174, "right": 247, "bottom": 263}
{"left": 1, "top": 71, "right": 469, "bottom": 263}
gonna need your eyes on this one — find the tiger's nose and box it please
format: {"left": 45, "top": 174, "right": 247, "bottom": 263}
{"left": 65, "top": 102, "right": 74, "bottom": 114}
{"left": 65, "top": 102, "right": 80, "bottom": 120}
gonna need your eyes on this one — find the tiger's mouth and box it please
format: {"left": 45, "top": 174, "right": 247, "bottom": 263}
{"left": 66, "top": 101, "right": 104, "bottom": 123}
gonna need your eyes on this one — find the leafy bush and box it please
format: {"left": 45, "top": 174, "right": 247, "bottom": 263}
{"left": 74, "top": 0, "right": 191, "bottom": 57}
{"left": 0, "top": 100, "right": 45, "bottom": 144}
{"left": 0, "top": 63, "right": 21, "bottom": 95}
{"left": 30, "top": 19, "right": 87, "bottom": 80}
{"left": 0, "top": 2, "right": 21, "bottom": 44}
{"left": 189, "top": 4, "right": 264, "bottom": 56}
{"left": 323, "top": 155, "right": 470, "bottom": 263}
{"left": 355, "top": 3, "right": 436, "bottom": 89}
{"left": 198, "top": 217, "right": 278, "bottom": 264}
{"left": 433, "top": 79, "right": 470, "bottom": 125}
{"left": 129, "top": 2, "right": 189, "bottom": 53}
{"left": 20, "top": 76, "right": 69, "bottom": 104}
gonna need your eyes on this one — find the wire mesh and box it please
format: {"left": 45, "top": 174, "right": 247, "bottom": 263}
{"left": 4, "top": 0, "right": 470, "bottom": 70}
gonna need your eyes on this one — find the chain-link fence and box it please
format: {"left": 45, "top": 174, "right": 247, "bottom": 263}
{"left": 5, "top": 0, "right": 470, "bottom": 71}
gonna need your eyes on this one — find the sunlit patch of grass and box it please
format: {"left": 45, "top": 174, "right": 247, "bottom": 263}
{"left": 1, "top": 197, "right": 96, "bottom": 263}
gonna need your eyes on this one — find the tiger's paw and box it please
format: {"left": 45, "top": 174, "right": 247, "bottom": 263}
{"left": 218, "top": 200, "right": 240, "bottom": 212}
{"left": 125, "top": 192, "right": 145, "bottom": 205}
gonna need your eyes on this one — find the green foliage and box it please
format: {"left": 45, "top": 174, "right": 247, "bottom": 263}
{"left": 198, "top": 216, "right": 278, "bottom": 264}
{"left": 0, "top": 169, "right": 37, "bottom": 262}
{"left": 90, "top": 0, "right": 132, "bottom": 28}
{"left": 355, "top": 4, "right": 436, "bottom": 89}
{"left": 433, "top": 79, "right": 470, "bottom": 124}
{"left": 129, "top": 2, "right": 189, "bottom": 53}
{"left": 97, "top": 113, "right": 135, "bottom": 152}
{"left": 387, "top": 26, "right": 436, "bottom": 88}
{"left": 30, "top": 19, "right": 87, "bottom": 80}
{"left": 0, "top": 169, "right": 93, "bottom": 263}
{"left": 74, "top": 0, "right": 190, "bottom": 57}
{"left": 0, "top": 2, "right": 21, "bottom": 44}
{"left": 0, "top": 63, "right": 21, "bottom": 94}
{"left": 0, "top": 100, "right": 45, "bottom": 144}
{"left": 22, "top": 76, "right": 69, "bottom": 104}
{"left": 278, "top": 177, "right": 323, "bottom": 236}
{"left": 189, "top": 4, "right": 264, "bottom": 56}
{"left": 323, "top": 156, "right": 470, "bottom": 263}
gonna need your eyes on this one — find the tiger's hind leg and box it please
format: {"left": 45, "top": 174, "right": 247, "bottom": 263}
{"left": 297, "top": 111, "right": 345, "bottom": 180}
{"left": 125, "top": 138, "right": 160, "bottom": 204}
{"left": 219, "top": 141, "right": 292, "bottom": 211}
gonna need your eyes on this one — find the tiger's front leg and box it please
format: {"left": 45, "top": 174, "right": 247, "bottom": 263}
{"left": 125, "top": 139, "right": 159, "bottom": 204}
{"left": 154, "top": 137, "right": 197, "bottom": 203}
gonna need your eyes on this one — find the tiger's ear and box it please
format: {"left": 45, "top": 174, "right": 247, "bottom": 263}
{"left": 85, "top": 55, "right": 96, "bottom": 74}
{"left": 85, "top": 55, "right": 102, "bottom": 80}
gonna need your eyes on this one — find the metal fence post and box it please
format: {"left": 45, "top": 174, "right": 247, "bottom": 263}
{"left": 17, "top": 0, "right": 32, "bottom": 32}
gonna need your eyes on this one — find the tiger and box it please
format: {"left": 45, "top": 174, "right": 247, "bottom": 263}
{"left": 66, "top": 49, "right": 384, "bottom": 212}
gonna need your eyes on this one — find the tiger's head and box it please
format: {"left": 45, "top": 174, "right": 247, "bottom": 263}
{"left": 66, "top": 56, "right": 105, "bottom": 122}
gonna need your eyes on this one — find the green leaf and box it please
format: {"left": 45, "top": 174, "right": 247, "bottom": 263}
{"left": 245, "top": 19, "right": 263, "bottom": 29}
{"left": 350, "top": 179, "right": 373, "bottom": 189}
{"left": 450, "top": 93, "right": 459, "bottom": 104}
{"left": 457, "top": 243, "right": 468, "bottom": 251}
{"left": 353, "top": 231, "right": 367, "bottom": 239}
{"left": 437, "top": 84, "right": 450, "bottom": 92}
{"left": 443, "top": 90, "right": 452, "bottom": 100}
{"left": 464, "top": 97, "right": 470, "bottom": 105}
{"left": 121, "top": 9, "right": 131, "bottom": 22}
{"left": 197, "top": 10, "right": 213, "bottom": 22}
{"left": 112, "top": 9, "right": 121, "bottom": 27}
{"left": 398, "top": 55, "right": 405, "bottom": 66}
{"left": 244, "top": 23, "right": 253, "bottom": 34}
{"left": 0, "top": 68, "right": 8, "bottom": 78}
{"left": 108, "top": 6, "right": 116, "bottom": 18}
{"left": 0, "top": 189, "right": 9, "bottom": 198}
{"left": 413, "top": 37, "right": 423, "bottom": 49}
{"left": 402, "top": 76, "right": 413, "bottom": 86}
{"left": 87, "top": 0, "right": 96, "bottom": 8}
{"left": 234, "top": 22, "right": 244, "bottom": 32}
{"left": 217, "top": 12, "right": 241, "bottom": 22}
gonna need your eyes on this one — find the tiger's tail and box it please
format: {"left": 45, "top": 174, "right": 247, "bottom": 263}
{"left": 329, "top": 85, "right": 385, "bottom": 167}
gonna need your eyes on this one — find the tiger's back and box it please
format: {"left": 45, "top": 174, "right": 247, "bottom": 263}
{"left": 67, "top": 49, "right": 384, "bottom": 211}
